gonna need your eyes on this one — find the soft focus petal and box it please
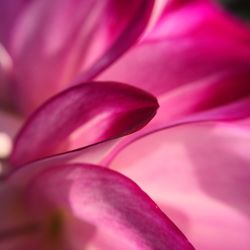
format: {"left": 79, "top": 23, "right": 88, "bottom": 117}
{"left": 99, "top": 0, "right": 250, "bottom": 119}
{"left": 14, "top": 163, "right": 193, "bottom": 250}
{"left": 0, "top": 182, "right": 41, "bottom": 250}
{"left": 110, "top": 122, "right": 250, "bottom": 249}
{"left": 0, "top": 0, "right": 154, "bottom": 115}
{"left": 10, "top": 81, "right": 158, "bottom": 167}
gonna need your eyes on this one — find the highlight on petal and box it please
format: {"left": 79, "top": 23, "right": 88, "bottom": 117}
{"left": 12, "top": 163, "right": 193, "bottom": 250}
{"left": 10, "top": 81, "right": 158, "bottom": 167}
{"left": 0, "top": 0, "right": 154, "bottom": 115}
{"left": 109, "top": 121, "right": 250, "bottom": 249}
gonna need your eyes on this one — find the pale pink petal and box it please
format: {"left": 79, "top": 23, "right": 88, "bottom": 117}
{"left": 0, "top": 0, "right": 154, "bottom": 115}
{"left": 10, "top": 81, "right": 158, "bottom": 167}
{"left": 13, "top": 163, "right": 193, "bottom": 249}
{"left": 109, "top": 122, "right": 250, "bottom": 249}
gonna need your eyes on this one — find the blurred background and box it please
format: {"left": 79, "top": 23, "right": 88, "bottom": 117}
{"left": 220, "top": 0, "right": 250, "bottom": 20}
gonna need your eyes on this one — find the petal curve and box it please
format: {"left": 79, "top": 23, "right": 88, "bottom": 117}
{"left": 10, "top": 81, "right": 158, "bottom": 167}
{"left": 21, "top": 163, "right": 194, "bottom": 249}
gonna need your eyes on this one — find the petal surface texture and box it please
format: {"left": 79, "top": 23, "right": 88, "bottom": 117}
{"left": 110, "top": 122, "right": 250, "bottom": 250}
{"left": 10, "top": 81, "right": 158, "bottom": 167}
{"left": 0, "top": 0, "right": 154, "bottom": 115}
{"left": 7, "top": 163, "right": 194, "bottom": 250}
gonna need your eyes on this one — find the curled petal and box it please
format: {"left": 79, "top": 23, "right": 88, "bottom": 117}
{"left": 15, "top": 163, "right": 194, "bottom": 250}
{"left": 10, "top": 81, "right": 158, "bottom": 167}
{"left": 109, "top": 122, "right": 250, "bottom": 249}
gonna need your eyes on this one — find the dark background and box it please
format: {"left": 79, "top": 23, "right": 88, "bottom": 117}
{"left": 220, "top": 0, "right": 250, "bottom": 20}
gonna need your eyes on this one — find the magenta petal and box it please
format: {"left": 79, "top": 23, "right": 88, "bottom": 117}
{"left": 74, "top": 0, "right": 155, "bottom": 82}
{"left": 149, "top": 72, "right": 250, "bottom": 131}
{"left": 0, "top": 0, "right": 154, "bottom": 115}
{"left": 10, "top": 81, "right": 158, "bottom": 167}
{"left": 110, "top": 122, "right": 250, "bottom": 249}
{"left": 16, "top": 163, "right": 193, "bottom": 249}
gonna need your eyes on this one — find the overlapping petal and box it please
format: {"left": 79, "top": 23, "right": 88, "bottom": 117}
{"left": 9, "top": 163, "right": 193, "bottom": 250}
{"left": 109, "top": 122, "right": 250, "bottom": 249}
{"left": 99, "top": 0, "right": 250, "bottom": 123}
{"left": 10, "top": 81, "right": 158, "bottom": 167}
{"left": 0, "top": 0, "right": 154, "bottom": 115}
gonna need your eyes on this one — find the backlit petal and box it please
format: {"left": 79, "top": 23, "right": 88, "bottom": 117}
{"left": 110, "top": 122, "right": 250, "bottom": 249}
{"left": 10, "top": 81, "right": 158, "bottom": 167}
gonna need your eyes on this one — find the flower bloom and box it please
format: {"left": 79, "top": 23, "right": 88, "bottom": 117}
{"left": 0, "top": 0, "right": 250, "bottom": 249}
{"left": 0, "top": 1, "right": 194, "bottom": 249}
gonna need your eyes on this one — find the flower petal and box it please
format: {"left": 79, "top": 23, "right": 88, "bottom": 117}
{"left": 10, "top": 81, "right": 158, "bottom": 167}
{"left": 18, "top": 163, "right": 194, "bottom": 249}
{"left": 0, "top": 0, "right": 154, "bottom": 115}
{"left": 109, "top": 122, "right": 250, "bottom": 249}
{"left": 98, "top": 0, "right": 250, "bottom": 117}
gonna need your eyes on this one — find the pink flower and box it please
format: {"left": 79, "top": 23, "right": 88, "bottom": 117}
{"left": 0, "top": 0, "right": 250, "bottom": 249}
{"left": 0, "top": 2, "right": 195, "bottom": 248}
